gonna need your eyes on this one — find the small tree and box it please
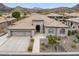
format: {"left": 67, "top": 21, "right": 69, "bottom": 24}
{"left": 28, "top": 45, "right": 32, "bottom": 52}
{"left": 48, "top": 35, "right": 58, "bottom": 52}
{"left": 12, "top": 11, "right": 21, "bottom": 21}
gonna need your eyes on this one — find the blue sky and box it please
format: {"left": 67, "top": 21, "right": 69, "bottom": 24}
{"left": 4, "top": 3, "right": 78, "bottom": 8}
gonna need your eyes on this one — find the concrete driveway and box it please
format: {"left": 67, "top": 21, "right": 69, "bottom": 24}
{"left": 0, "top": 34, "right": 8, "bottom": 46}
{"left": 0, "top": 36, "right": 30, "bottom": 52}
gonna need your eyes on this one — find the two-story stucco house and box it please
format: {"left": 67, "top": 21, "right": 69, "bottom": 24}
{"left": 65, "top": 18, "right": 79, "bottom": 31}
{"left": 64, "top": 13, "right": 79, "bottom": 18}
{"left": 47, "top": 13, "right": 64, "bottom": 21}
{"left": 8, "top": 13, "right": 69, "bottom": 37}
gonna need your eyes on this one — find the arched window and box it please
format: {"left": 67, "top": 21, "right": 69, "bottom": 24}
{"left": 60, "top": 28, "right": 65, "bottom": 34}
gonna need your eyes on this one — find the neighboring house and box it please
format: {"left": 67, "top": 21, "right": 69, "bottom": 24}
{"left": 5, "top": 18, "right": 16, "bottom": 26}
{"left": 47, "top": 13, "right": 64, "bottom": 21}
{"left": 65, "top": 18, "right": 79, "bottom": 31}
{"left": 0, "top": 17, "right": 7, "bottom": 33}
{"left": 64, "top": 13, "right": 79, "bottom": 18}
{"left": 0, "top": 17, "right": 16, "bottom": 34}
{"left": 2, "top": 14, "right": 16, "bottom": 26}
{"left": 8, "top": 13, "right": 69, "bottom": 37}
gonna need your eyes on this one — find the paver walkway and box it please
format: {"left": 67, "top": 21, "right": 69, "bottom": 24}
{"left": 33, "top": 34, "right": 46, "bottom": 53}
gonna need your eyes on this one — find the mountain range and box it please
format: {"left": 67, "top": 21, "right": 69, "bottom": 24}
{"left": 0, "top": 3, "right": 79, "bottom": 14}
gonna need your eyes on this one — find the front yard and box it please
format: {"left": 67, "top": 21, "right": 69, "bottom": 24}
{"left": 1, "top": 33, "right": 79, "bottom": 54}
{"left": 40, "top": 32, "right": 79, "bottom": 52}
{"left": 40, "top": 39, "right": 66, "bottom": 52}
{"left": 40, "top": 35, "right": 66, "bottom": 52}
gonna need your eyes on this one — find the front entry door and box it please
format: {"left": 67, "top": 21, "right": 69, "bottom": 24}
{"left": 36, "top": 25, "right": 40, "bottom": 32}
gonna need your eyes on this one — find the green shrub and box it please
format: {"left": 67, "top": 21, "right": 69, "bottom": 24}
{"left": 71, "top": 43, "right": 77, "bottom": 48}
{"left": 31, "top": 38, "right": 34, "bottom": 42}
{"left": 76, "top": 32, "right": 79, "bottom": 39}
{"left": 48, "top": 35, "right": 57, "bottom": 44}
{"left": 72, "top": 30, "right": 77, "bottom": 35}
{"left": 41, "top": 43, "right": 45, "bottom": 46}
{"left": 40, "top": 45, "right": 45, "bottom": 50}
{"left": 68, "top": 30, "right": 72, "bottom": 36}
{"left": 73, "top": 40, "right": 77, "bottom": 43}
{"left": 28, "top": 45, "right": 32, "bottom": 52}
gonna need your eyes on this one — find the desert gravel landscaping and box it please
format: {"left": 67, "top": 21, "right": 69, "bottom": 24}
{"left": 40, "top": 38, "right": 66, "bottom": 52}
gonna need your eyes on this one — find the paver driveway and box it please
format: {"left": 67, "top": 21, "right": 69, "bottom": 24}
{"left": 0, "top": 36, "right": 30, "bottom": 52}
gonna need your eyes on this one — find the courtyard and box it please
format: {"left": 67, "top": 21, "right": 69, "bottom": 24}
{"left": 40, "top": 32, "right": 79, "bottom": 52}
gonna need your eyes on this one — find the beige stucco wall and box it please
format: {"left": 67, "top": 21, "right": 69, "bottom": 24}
{"left": 32, "top": 20, "right": 44, "bottom": 33}
{"left": 45, "top": 27, "right": 68, "bottom": 37}
{"left": 45, "top": 27, "right": 56, "bottom": 36}
{"left": 8, "top": 29, "right": 35, "bottom": 37}
{"left": 66, "top": 21, "right": 79, "bottom": 31}
{"left": 57, "top": 28, "right": 68, "bottom": 37}
{"left": 0, "top": 22, "right": 8, "bottom": 33}
{"left": 8, "top": 30, "right": 11, "bottom": 36}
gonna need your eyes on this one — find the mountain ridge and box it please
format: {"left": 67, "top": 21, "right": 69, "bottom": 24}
{"left": 0, "top": 3, "right": 79, "bottom": 14}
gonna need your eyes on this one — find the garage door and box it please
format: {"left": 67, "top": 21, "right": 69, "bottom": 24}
{"left": 11, "top": 31, "right": 31, "bottom": 36}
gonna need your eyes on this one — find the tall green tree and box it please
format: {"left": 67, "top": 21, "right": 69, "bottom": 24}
{"left": 12, "top": 11, "right": 21, "bottom": 21}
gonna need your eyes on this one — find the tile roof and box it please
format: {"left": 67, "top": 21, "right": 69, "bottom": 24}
{"left": 0, "top": 17, "right": 6, "bottom": 23}
{"left": 47, "top": 13, "right": 63, "bottom": 16}
{"left": 8, "top": 13, "right": 69, "bottom": 29}
{"left": 0, "top": 17, "right": 15, "bottom": 23}
{"left": 64, "top": 13, "right": 79, "bottom": 16}
{"left": 66, "top": 18, "right": 79, "bottom": 23}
